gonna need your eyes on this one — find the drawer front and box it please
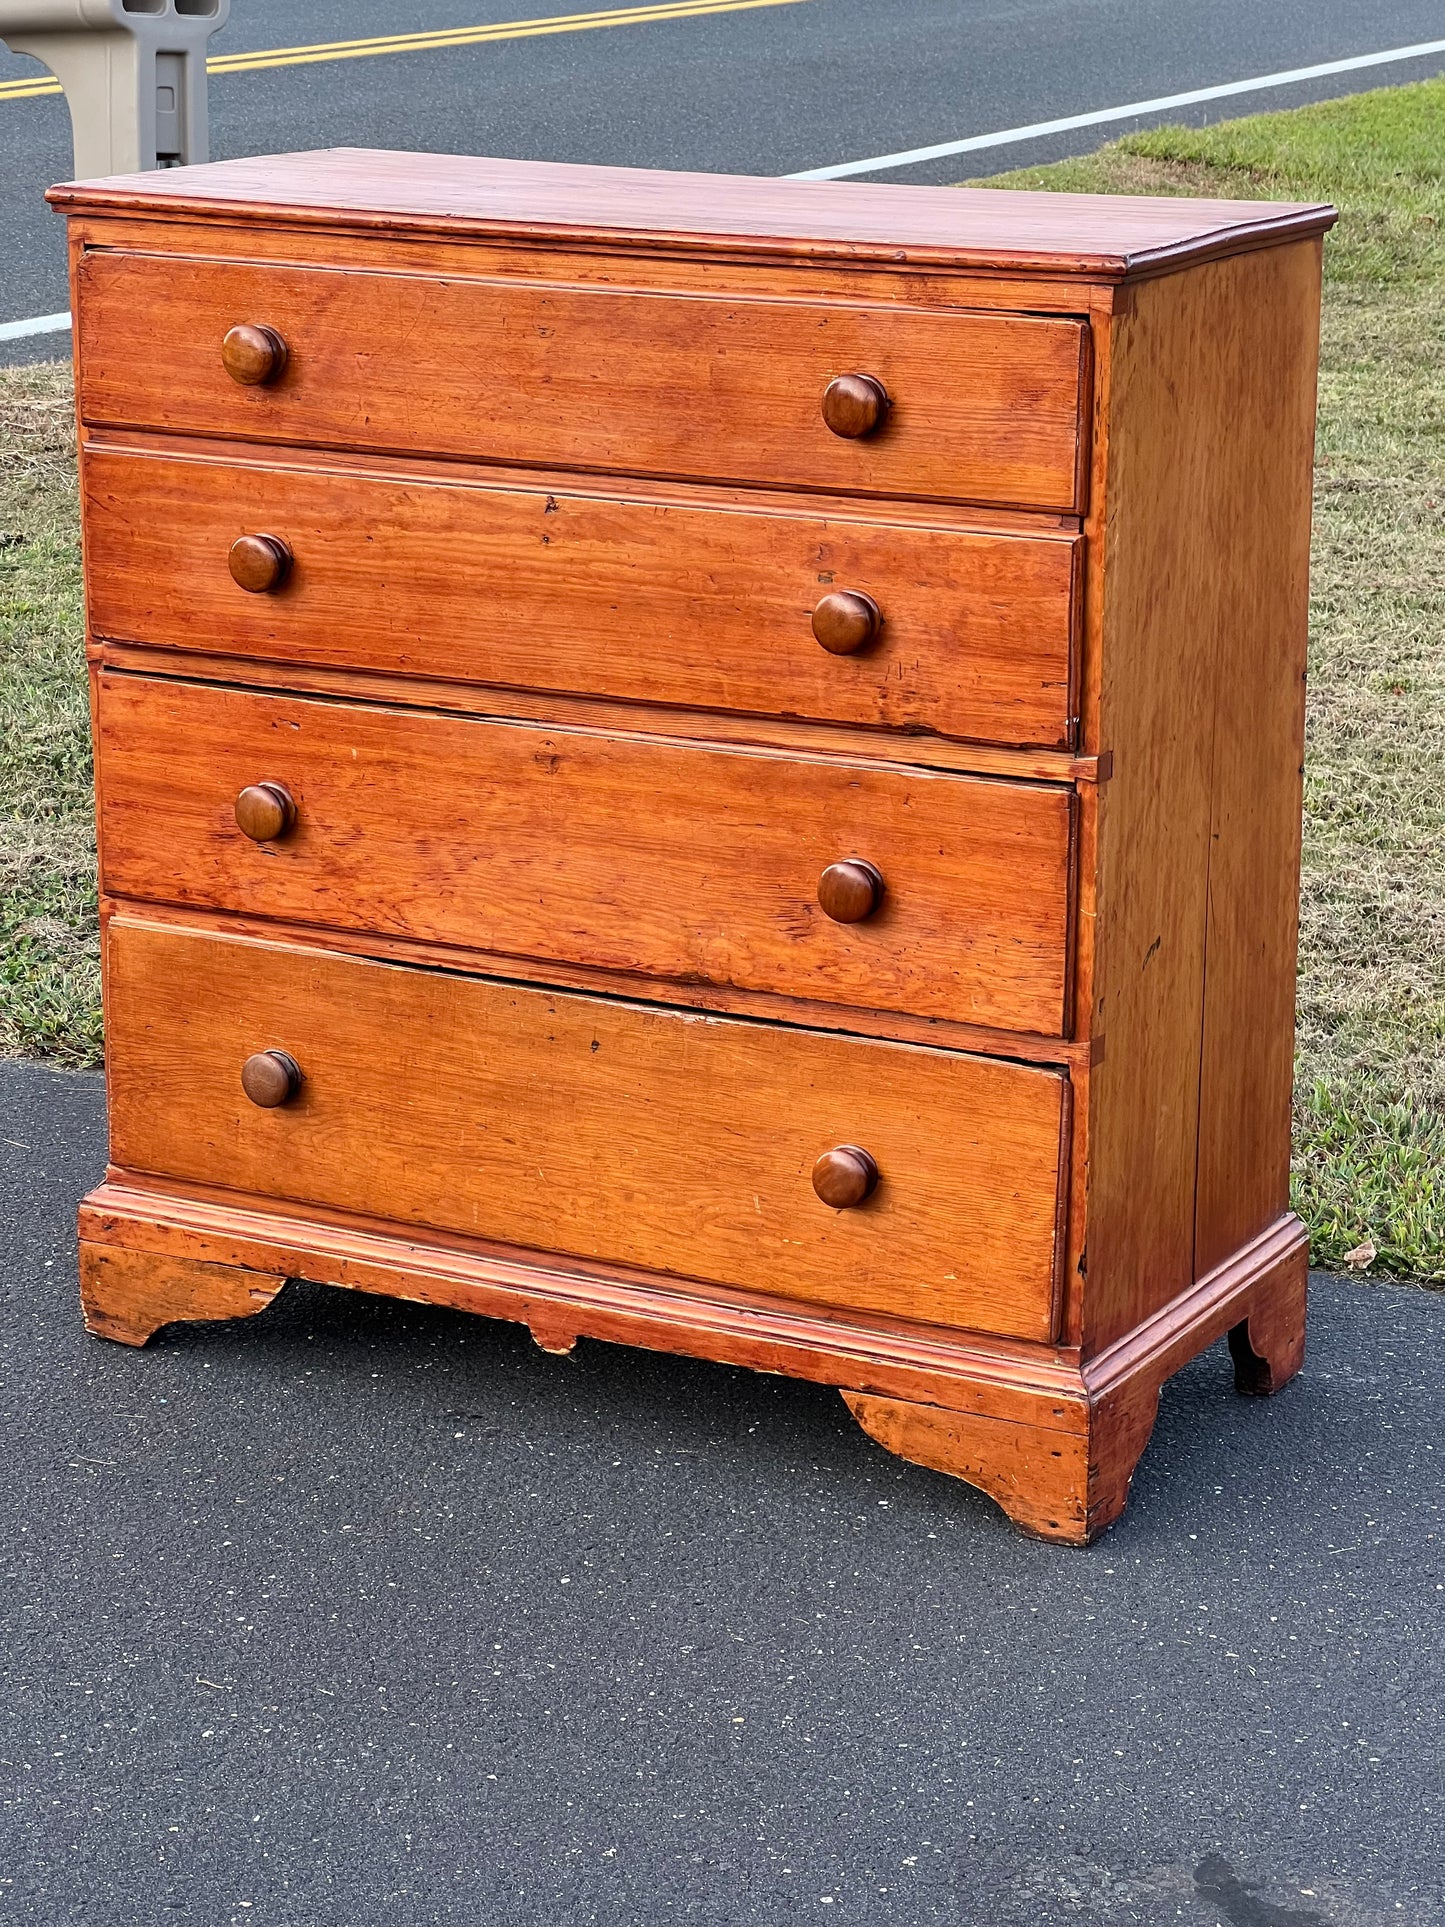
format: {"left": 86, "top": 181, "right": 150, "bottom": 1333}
{"left": 97, "top": 676, "right": 1074, "bottom": 1035}
{"left": 105, "top": 920, "right": 1067, "bottom": 1340}
{"left": 83, "top": 449, "right": 1080, "bottom": 750}
{"left": 75, "top": 251, "right": 1089, "bottom": 512}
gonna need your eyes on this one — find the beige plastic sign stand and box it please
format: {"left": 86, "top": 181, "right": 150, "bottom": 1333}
{"left": 0, "top": 0, "right": 231, "bottom": 176}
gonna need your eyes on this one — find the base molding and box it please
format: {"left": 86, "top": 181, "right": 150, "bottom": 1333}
{"left": 76, "top": 1181, "right": 1308, "bottom": 1542}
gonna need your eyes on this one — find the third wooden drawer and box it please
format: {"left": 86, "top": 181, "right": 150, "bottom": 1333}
{"left": 82, "top": 446, "right": 1082, "bottom": 751}
{"left": 97, "top": 673, "right": 1075, "bottom": 1036}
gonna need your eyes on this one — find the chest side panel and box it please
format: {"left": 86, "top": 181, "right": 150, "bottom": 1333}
{"left": 1081, "top": 242, "right": 1321, "bottom": 1351}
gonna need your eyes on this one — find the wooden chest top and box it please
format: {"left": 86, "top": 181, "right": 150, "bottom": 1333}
{"left": 49, "top": 145, "right": 1334, "bottom": 279}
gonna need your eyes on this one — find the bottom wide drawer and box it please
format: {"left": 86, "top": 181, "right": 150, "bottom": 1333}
{"left": 105, "top": 919, "right": 1068, "bottom": 1341}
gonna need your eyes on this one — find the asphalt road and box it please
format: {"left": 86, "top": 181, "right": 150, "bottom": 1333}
{"left": 3, "top": 0, "right": 1445, "bottom": 362}
{"left": 2, "top": 1055, "right": 1442, "bottom": 1926}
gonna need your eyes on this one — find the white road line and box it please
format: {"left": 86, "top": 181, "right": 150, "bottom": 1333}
{"left": 787, "top": 36, "right": 1445, "bottom": 180}
{"left": 0, "top": 310, "right": 71, "bottom": 341}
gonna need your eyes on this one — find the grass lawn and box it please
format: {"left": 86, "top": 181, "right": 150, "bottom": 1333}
{"left": 0, "top": 365, "right": 95, "bottom": 1068}
{"left": 1, "top": 79, "right": 1441, "bottom": 1279}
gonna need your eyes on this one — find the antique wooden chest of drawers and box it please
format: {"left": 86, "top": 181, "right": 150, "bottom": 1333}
{"left": 52, "top": 150, "right": 1335, "bottom": 1542}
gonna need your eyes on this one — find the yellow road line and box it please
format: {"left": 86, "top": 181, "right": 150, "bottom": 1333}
{"left": 0, "top": 0, "right": 806, "bottom": 100}
{"left": 0, "top": 75, "right": 61, "bottom": 101}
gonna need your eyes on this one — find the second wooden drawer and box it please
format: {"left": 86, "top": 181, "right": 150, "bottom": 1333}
{"left": 97, "top": 674, "right": 1075, "bottom": 1035}
{"left": 82, "top": 446, "right": 1082, "bottom": 751}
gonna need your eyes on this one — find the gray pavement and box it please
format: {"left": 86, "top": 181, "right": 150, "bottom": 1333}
{"left": 1, "top": 1054, "right": 1441, "bottom": 1925}
{"left": 5, "top": 0, "right": 1445, "bottom": 360}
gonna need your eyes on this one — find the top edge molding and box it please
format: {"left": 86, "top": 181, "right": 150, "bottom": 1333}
{"left": 48, "top": 147, "right": 1338, "bottom": 283}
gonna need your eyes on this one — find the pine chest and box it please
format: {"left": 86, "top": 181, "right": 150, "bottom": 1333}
{"left": 52, "top": 151, "right": 1334, "bottom": 1541}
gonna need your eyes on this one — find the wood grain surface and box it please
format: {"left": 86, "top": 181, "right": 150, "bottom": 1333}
{"left": 81, "top": 445, "right": 1081, "bottom": 748}
{"left": 50, "top": 149, "right": 1335, "bottom": 282}
{"left": 1072, "top": 269, "right": 1216, "bottom": 1353}
{"left": 1189, "top": 243, "right": 1322, "bottom": 1280}
{"left": 103, "top": 918, "right": 1070, "bottom": 1339}
{"left": 842, "top": 1390, "right": 1113, "bottom": 1543}
{"left": 1078, "top": 242, "right": 1324, "bottom": 1353}
{"left": 74, "top": 252, "right": 1089, "bottom": 511}
{"left": 79, "top": 1242, "right": 284, "bottom": 1348}
{"left": 96, "top": 674, "right": 1074, "bottom": 1034}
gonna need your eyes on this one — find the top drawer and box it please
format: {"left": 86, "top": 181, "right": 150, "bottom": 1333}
{"left": 74, "top": 250, "right": 1090, "bottom": 512}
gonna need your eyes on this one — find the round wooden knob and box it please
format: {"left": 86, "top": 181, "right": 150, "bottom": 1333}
{"left": 812, "top": 590, "right": 881, "bottom": 656}
{"left": 222, "top": 323, "right": 288, "bottom": 387}
{"left": 234, "top": 781, "right": 296, "bottom": 843}
{"left": 821, "top": 373, "right": 889, "bottom": 439}
{"left": 241, "top": 1049, "right": 302, "bottom": 1109}
{"left": 812, "top": 1145, "right": 880, "bottom": 1209}
{"left": 818, "top": 859, "right": 884, "bottom": 923}
{"left": 229, "top": 533, "right": 292, "bottom": 594}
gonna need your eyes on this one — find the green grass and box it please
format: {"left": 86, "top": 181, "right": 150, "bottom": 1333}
{"left": 977, "top": 78, "right": 1445, "bottom": 1281}
{"left": 1, "top": 79, "right": 1441, "bottom": 1276}
{"left": 0, "top": 364, "right": 98, "bottom": 1068}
